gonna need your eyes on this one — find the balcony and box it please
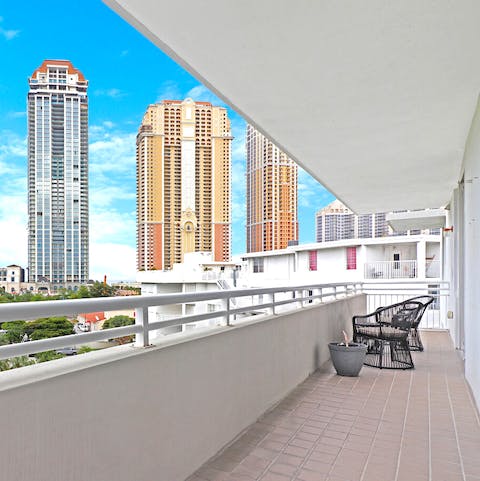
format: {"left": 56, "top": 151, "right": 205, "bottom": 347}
{"left": 364, "top": 260, "right": 418, "bottom": 280}
{"left": 189, "top": 331, "right": 478, "bottom": 481}
{"left": 0, "top": 282, "right": 472, "bottom": 480}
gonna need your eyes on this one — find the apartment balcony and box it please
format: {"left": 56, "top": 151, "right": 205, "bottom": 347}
{"left": 364, "top": 260, "right": 441, "bottom": 280}
{"left": 0, "top": 282, "right": 475, "bottom": 481}
{"left": 364, "top": 261, "right": 418, "bottom": 280}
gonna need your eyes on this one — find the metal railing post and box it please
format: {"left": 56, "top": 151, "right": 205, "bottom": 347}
{"left": 135, "top": 306, "right": 149, "bottom": 347}
{"left": 265, "top": 292, "right": 275, "bottom": 315}
{"left": 223, "top": 297, "right": 231, "bottom": 326}
{"left": 297, "top": 290, "right": 303, "bottom": 309}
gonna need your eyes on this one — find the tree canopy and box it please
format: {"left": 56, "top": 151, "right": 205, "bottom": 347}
{"left": 102, "top": 315, "right": 135, "bottom": 330}
{"left": 1, "top": 317, "right": 74, "bottom": 342}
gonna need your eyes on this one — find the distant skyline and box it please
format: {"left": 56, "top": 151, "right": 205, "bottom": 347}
{"left": 0, "top": 1, "right": 334, "bottom": 281}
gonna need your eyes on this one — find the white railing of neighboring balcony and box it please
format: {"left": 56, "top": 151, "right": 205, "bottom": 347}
{"left": 364, "top": 260, "right": 418, "bottom": 279}
{"left": 0, "top": 282, "right": 363, "bottom": 361}
{"left": 362, "top": 281, "right": 450, "bottom": 329}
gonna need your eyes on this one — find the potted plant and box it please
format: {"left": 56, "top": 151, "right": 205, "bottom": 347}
{"left": 328, "top": 330, "right": 367, "bottom": 376}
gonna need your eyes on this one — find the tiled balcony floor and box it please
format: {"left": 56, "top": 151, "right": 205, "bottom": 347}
{"left": 189, "top": 332, "right": 480, "bottom": 481}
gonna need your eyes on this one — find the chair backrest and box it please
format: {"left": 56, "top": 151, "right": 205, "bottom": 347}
{"left": 404, "top": 296, "right": 435, "bottom": 328}
{"left": 374, "top": 300, "right": 423, "bottom": 330}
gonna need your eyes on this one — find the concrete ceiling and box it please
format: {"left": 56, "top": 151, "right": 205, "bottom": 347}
{"left": 105, "top": 0, "right": 480, "bottom": 214}
{"left": 386, "top": 209, "right": 446, "bottom": 232}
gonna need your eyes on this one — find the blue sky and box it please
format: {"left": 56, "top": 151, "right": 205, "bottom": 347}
{"left": 0, "top": 1, "right": 334, "bottom": 281}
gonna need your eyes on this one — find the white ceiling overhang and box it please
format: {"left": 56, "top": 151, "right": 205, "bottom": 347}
{"left": 386, "top": 209, "right": 447, "bottom": 232}
{"left": 104, "top": 0, "right": 480, "bottom": 214}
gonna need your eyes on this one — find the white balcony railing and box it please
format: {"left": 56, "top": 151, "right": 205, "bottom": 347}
{"left": 363, "top": 280, "right": 450, "bottom": 329}
{"left": 364, "top": 260, "right": 417, "bottom": 279}
{"left": 0, "top": 280, "right": 450, "bottom": 361}
{"left": 0, "top": 282, "right": 363, "bottom": 361}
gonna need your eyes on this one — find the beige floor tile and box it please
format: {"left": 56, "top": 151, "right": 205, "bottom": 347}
{"left": 189, "top": 332, "right": 480, "bottom": 481}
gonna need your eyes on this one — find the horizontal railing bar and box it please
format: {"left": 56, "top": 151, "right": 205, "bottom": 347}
{"left": 148, "top": 311, "right": 228, "bottom": 331}
{"left": 0, "top": 325, "right": 142, "bottom": 361}
{"left": 362, "top": 281, "right": 449, "bottom": 286}
{"left": 228, "top": 303, "right": 274, "bottom": 316}
{"left": 0, "top": 283, "right": 363, "bottom": 323}
{"left": 362, "top": 289, "right": 449, "bottom": 294}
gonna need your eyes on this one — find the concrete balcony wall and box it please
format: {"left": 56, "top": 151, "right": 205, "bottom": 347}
{"left": 0, "top": 294, "right": 365, "bottom": 481}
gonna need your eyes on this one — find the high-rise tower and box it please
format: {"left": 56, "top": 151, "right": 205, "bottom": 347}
{"left": 246, "top": 125, "right": 298, "bottom": 252}
{"left": 28, "top": 60, "right": 89, "bottom": 287}
{"left": 136, "top": 98, "right": 232, "bottom": 270}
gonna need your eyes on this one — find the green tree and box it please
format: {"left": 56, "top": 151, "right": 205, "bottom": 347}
{"left": 1, "top": 320, "right": 27, "bottom": 343}
{"left": 89, "top": 281, "right": 116, "bottom": 298}
{"left": 102, "top": 315, "right": 135, "bottom": 344}
{"left": 102, "top": 315, "right": 135, "bottom": 329}
{"left": 76, "top": 285, "right": 91, "bottom": 298}
{"left": 26, "top": 317, "right": 75, "bottom": 340}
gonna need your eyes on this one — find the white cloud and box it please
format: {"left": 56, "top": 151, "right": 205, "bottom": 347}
{"left": 93, "top": 88, "right": 126, "bottom": 99}
{"left": 89, "top": 205, "right": 136, "bottom": 281}
{"left": 87, "top": 123, "right": 137, "bottom": 278}
{"left": 0, "top": 27, "right": 20, "bottom": 40}
{"left": 89, "top": 125, "right": 136, "bottom": 175}
{"left": 90, "top": 208, "right": 136, "bottom": 243}
{"left": 297, "top": 168, "right": 334, "bottom": 210}
{"left": 156, "top": 80, "right": 183, "bottom": 102}
{"left": 0, "top": 193, "right": 27, "bottom": 267}
{"left": 8, "top": 111, "right": 26, "bottom": 119}
{"left": 0, "top": 132, "right": 27, "bottom": 266}
{"left": 0, "top": 130, "right": 27, "bottom": 173}
{"left": 90, "top": 186, "right": 136, "bottom": 209}
{"left": 0, "top": 17, "right": 20, "bottom": 40}
{"left": 90, "top": 242, "right": 136, "bottom": 282}
{"left": 120, "top": 49, "right": 129, "bottom": 57}
{"left": 185, "top": 84, "right": 226, "bottom": 106}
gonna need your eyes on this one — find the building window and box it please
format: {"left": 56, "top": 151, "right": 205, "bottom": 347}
{"left": 346, "top": 247, "right": 357, "bottom": 270}
{"left": 253, "top": 258, "right": 264, "bottom": 273}
{"left": 309, "top": 251, "right": 317, "bottom": 271}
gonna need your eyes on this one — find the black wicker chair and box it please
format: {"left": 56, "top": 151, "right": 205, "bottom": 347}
{"left": 403, "top": 295, "right": 434, "bottom": 351}
{"left": 353, "top": 301, "right": 423, "bottom": 369}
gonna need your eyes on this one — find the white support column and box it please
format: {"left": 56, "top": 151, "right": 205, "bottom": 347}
{"left": 416, "top": 239, "right": 426, "bottom": 279}
{"left": 461, "top": 96, "right": 480, "bottom": 409}
{"left": 134, "top": 306, "right": 149, "bottom": 347}
{"left": 444, "top": 199, "right": 459, "bottom": 346}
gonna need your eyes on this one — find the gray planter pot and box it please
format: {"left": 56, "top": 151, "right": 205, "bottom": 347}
{"left": 328, "top": 342, "right": 367, "bottom": 377}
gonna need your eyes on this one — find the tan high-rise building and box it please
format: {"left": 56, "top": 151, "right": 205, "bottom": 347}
{"left": 246, "top": 125, "right": 298, "bottom": 252}
{"left": 137, "top": 98, "right": 232, "bottom": 270}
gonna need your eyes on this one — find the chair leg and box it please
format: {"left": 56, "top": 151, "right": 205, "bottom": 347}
{"left": 409, "top": 328, "right": 424, "bottom": 351}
